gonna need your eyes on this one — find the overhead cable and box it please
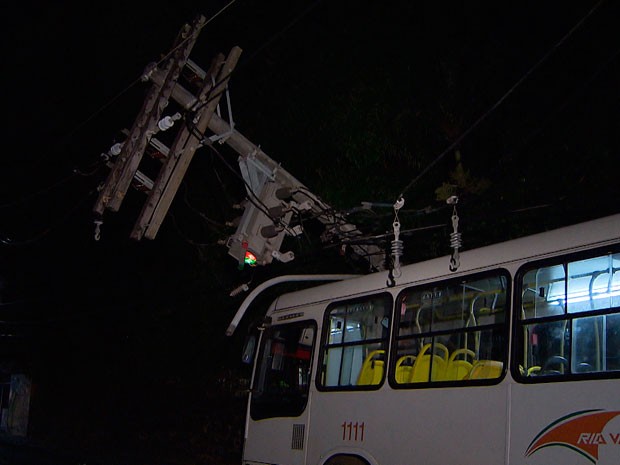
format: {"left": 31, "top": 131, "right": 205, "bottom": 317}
{"left": 396, "top": 0, "right": 605, "bottom": 201}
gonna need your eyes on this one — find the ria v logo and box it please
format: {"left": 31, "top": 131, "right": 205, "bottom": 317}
{"left": 526, "top": 409, "right": 620, "bottom": 464}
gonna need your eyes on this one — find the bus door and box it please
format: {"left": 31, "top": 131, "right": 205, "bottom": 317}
{"left": 244, "top": 319, "right": 317, "bottom": 465}
{"left": 511, "top": 250, "right": 620, "bottom": 465}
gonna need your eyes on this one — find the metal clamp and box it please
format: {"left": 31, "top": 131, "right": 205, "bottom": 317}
{"left": 94, "top": 219, "right": 103, "bottom": 241}
{"left": 388, "top": 197, "right": 405, "bottom": 286}
{"left": 447, "top": 196, "right": 462, "bottom": 271}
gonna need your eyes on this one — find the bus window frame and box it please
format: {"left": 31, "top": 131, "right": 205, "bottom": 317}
{"left": 512, "top": 244, "right": 620, "bottom": 384}
{"left": 316, "top": 292, "right": 393, "bottom": 392}
{"left": 389, "top": 269, "right": 511, "bottom": 389}
{"left": 249, "top": 319, "right": 318, "bottom": 421}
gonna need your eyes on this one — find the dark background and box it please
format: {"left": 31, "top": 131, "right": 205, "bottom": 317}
{"left": 1, "top": 1, "right": 618, "bottom": 464}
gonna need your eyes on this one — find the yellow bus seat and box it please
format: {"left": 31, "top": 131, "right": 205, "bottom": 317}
{"left": 411, "top": 343, "right": 448, "bottom": 382}
{"left": 445, "top": 348, "right": 476, "bottom": 381}
{"left": 356, "top": 350, "right": 385, "bottom": 385}
{"left": 395, "top": 355, "right": 416, "bottom": 383}
{"left": 465, "top": 360, "right": 503, "bottom": 380}
{"left": 518, "top": 365, "right": 541, "bottom": 376}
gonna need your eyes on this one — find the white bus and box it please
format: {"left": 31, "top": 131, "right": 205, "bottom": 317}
{"left": 232, "top": 214, "right": 620, "bottom": 465}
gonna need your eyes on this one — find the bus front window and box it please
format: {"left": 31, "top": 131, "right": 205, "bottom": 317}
{"left": 250, "top": 322, "right": 316, "bottom": 421}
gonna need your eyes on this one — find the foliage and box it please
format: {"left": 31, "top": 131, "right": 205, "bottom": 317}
{"left": 434, "top": 150, "right": 491, "bottom": 201}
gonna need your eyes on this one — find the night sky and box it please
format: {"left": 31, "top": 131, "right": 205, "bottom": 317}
{"left": 1, "top": 1, "right": 619, "bottom": 463}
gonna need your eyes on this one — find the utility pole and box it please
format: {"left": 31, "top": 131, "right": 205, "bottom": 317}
{"left": 93, "top": 15, "right": 206, "bottom": 216}
{"left": 93, "top": 15, "right": 384, "bottom": 272}
{"left": 131, "top": 46, "right": 242, "bottom": 240}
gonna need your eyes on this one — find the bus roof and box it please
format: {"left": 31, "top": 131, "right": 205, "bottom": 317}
{"left": 271, "top": 214, "right": 620, "bottom": 312}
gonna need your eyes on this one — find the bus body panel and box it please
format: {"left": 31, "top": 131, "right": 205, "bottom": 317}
{"left": 509, "top": 379, "right": 620, "bottom": 465}
{"left": 306, "top": 383, "right": 508, "bottom": 465}
{"left": 243, "top": 415, "right": 309, "bottom": 465}
{"left": 241, "top": 214, "right": 620, "bottom": 465}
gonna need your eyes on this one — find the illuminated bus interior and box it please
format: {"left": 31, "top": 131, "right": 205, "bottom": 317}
{"left": 517, "top": 250, "right": 620, "bottom": 377}
{"left": 319, "top": 295, "right": 392, "bottom": 389}
{"left": 393, "top": 272, "right": 509, "bottom": 384}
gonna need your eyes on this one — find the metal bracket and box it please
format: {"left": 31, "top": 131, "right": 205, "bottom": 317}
{"left": 208, "top": 84, "right": 235, "bottom": 144}
{"left": 272, "top": 250, "right": 295, "bottom": 263}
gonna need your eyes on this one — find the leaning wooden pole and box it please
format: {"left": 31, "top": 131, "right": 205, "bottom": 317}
{"left": 93, "top": 15, "right": 206, "bottom": 215}
{"left": 132, "top": 46, "right": 242, "bottom": 240}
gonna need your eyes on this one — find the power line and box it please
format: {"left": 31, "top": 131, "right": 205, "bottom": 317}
{"left": 0, "top": 161, "right": 103, "bottom": 210}
{"left": 62, "top": 0, "right": 320, "bottom": 151}
{"left": 180, "top": 181, "right": 227, "bottom": 230}
{"left": 240, "top": 0, "right": 325, "bottom": 69}
{"left": 186, "top": 121, "right": 298, "bottom": 237}
{"left": 396, "top": 0, "right": 605, "bottom": 201}
{"left": 0, "top": 188, "right": 98, "bottom": 246}
{"left": 168, "top": 210, "right": 220, "bottom": 248}
{"left": 187, "top": 0, "right": 326, "bottom": 118}
{"left": 3, "top": 0, "right": 320, "bottom": 227}
{"left": 62, "top": 1, "right": 238, "bottom": 143}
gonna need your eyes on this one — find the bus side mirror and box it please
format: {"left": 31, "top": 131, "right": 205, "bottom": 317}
{"left": 242, "top": 334, "right": 257, "bottom": 364}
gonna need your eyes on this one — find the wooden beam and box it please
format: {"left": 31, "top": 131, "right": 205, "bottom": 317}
{"left": 129, "top": 53, "right": 224, "bottom": 240}
{"left": 132, "top": 46, "right": 243, "bottom": 240}
{"left": 93, "top": 74, "right": 163, "bottom": 215}
{"left": 92, "top": 15, "right": 206, "bottom": 215}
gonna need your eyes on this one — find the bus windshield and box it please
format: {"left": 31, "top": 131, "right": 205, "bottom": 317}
{"left": 250, "top": 321, "right": 316, "bottom": 420}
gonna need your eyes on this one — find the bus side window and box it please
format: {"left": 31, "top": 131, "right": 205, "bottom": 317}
{"left": 392, "top": 272, "right": 509, "bottom": 386}
{"left": 320, "top": 294, "right": 392, "bottom": 389}
{"left": 517, "top": 250, "right": 620, "bottom": 379}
